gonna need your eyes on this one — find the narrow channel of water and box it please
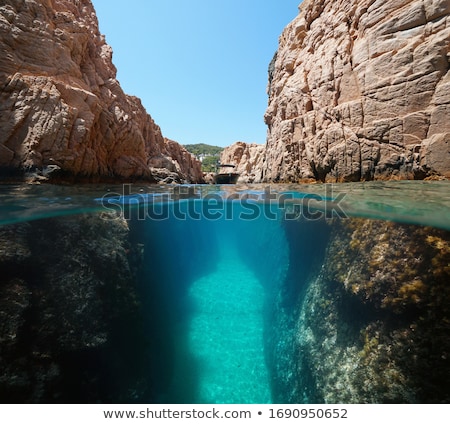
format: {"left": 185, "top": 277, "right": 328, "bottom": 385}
{"left": 187, "top": 244, "right": 271, "bottom": 403}
{"left": 139, "top": 201, "right": 285, "bottom": 403}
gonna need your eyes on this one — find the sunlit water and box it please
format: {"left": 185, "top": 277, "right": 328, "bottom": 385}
{"left": 0, "top": 180, "right": 449, "bottom": 403}
{"left": 188, "top": 246, "right": 271, "bottom": 403}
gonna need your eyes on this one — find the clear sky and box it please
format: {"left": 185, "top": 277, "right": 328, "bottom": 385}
{"left": 92, "top": 1, "right": 300, "bottom": 147}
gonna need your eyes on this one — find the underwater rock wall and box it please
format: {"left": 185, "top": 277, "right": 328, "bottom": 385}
{"left": 270, "top": 218, "right": 450, "bottom": 403}
{"left": 263, "top": 0, "right": 450, "bottom": 182}
{"left": 266, "top": 217, "right": 332, "bottom": 403}
{"left": 0, "top": 213, "right": 150, "bottom": 402}
{"left": 0, "top": 0, "right": 203, "bottom": 183}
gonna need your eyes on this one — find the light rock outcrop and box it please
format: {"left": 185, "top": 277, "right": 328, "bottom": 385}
{"left": 162, "top": 138, "right": 205, "bottom": 183}
{"left": 264, "top": 0, "right": 450, "bottom": 182}
{"left": 219, "top": 141, "right": 265, "bottom": 183}
{"left": 0, "top": 0, "right": 202, "bottom": 183}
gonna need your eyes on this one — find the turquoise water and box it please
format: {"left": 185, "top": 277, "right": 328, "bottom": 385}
{"left": 188, "top": 246, "right": 271, "bottom": 403}
{"left": 138, "top": 200, "right": 287, "bottom": 403}
{"left": 0, "top": 181, "right": 449, "bottom": 403}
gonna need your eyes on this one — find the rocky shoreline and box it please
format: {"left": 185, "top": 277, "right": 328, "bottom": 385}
{"left": 0, "top": 0, "right": 203, "bottom": 184}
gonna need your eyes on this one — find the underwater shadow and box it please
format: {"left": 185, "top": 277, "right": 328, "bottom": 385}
{"left": 130, "top": 209, "right": 219, "bottom": 403}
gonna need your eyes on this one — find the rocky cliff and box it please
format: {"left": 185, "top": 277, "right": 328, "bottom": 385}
{"left": 0, "top": 0, "right": 203, "bottom": 183}
{"left": 219, "top": 141, "right": 265, "bottom": 183}
{"left": 263, "top": 0, "right": 450, "bottom": 182}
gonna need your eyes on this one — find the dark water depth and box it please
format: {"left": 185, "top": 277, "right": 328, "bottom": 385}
{"left": 0, "top": 181, "right": 449, "bottom": 403}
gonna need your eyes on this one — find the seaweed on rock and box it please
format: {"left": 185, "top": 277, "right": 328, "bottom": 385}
{"left": 272, "top": 218, "right": 450, "bottom": 403}
{"left": 0, "top": 214, "right": 150, "bottom": 403}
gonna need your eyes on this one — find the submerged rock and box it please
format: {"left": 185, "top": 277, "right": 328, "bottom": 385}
{"left": 0, "top": 0, "right": 202, "bottom": 183}
{"left": 0, "top": 214, "right": 149, "bottom": 402}
{"left": 270, "top": 218, "right": 450, "bottom": 403}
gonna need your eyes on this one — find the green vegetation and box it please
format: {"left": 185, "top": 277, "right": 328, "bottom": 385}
{"left": 184, "top": 143, "right": 224, "bottom": 172}
{"left": 201, "top": 155, "right": 219, "bottom": 172}
{"left": 184, "top": 143, "right": 223, "bottom": 157}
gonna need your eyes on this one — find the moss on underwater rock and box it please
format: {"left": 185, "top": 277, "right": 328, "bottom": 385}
{"left": 328, "top": 219, "right": 450, "bottom": 315}
{"left": 326, "top": 219, "right": 449, "bottom": 402}
{"left": 273, "top": 217, "right": 450, "bottom": 403}
{"left": 0, "top": 214, "right": 149, "bottom": 403}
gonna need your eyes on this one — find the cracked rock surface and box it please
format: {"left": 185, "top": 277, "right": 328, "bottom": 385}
{"left": 219, "top": 141, "right": 266, "bottom": 183}
{"left": 0, "top": 0, "right": 203, "bottom": 183}
{"left": 263, "top": 0, "right": 450, "bottom": 182}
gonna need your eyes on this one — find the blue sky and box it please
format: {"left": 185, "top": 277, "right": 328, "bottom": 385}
{"left": 92, "top": 1, "right": 300, "bottom": 147}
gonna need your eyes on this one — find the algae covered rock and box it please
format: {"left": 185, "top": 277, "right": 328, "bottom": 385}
{"left": 0, "top": 213, "right": 149, "bottom": 402}
{"left": 270, "top": 217, "right": 450, "bottom": 403}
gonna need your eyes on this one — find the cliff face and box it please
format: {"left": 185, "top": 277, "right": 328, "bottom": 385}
{"left": 0, "top": 0, "right": 202, "bottom": 183}
{"left": 219, "top": 141, "right": 265, "bottom": 183}
{"left": 264, "top": 0, "right": 450, "bottom": 182}
{"left": 162, "top": 138, "right": 205, "bottom": 183}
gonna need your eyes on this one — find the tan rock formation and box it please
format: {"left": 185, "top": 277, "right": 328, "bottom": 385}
{"left": 219, "top": 141, "right": 265, "bottom": 183}
{"left": 157, "top": 138, "right": 205, "bottom": 183}
{"left": 0, "top": 0, "right": 202, "bottom": 183}
{"left": 264, "top": 0, "right": 450, "bottom": 182}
